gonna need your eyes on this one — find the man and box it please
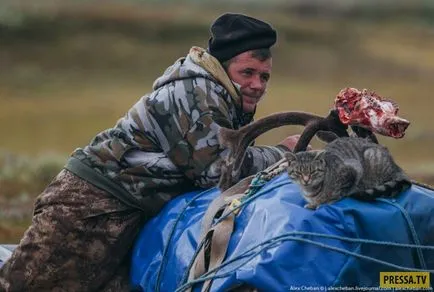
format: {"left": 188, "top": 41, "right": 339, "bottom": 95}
{"left": 0, "top": 13, "right": 300, "bottom": 291}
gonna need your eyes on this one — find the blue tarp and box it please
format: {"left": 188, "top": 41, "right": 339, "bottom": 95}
{"left": 0, "top": 245, "right": 13, "bottom": 269}
{"left": 131, "top": 173, "right": 434, "bottom": 291}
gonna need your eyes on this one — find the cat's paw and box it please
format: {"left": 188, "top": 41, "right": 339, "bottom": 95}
{"left": 304, "top": 203, "right": 318, "bottom": 210}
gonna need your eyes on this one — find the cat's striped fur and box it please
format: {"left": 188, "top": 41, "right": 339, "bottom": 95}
{"left": 285, "top": 137, "right": 411, "bottom": 209}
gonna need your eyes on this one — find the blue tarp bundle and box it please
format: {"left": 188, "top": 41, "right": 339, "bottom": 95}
{"left": 131, "top": 173, "right": 434, "bottom": 291}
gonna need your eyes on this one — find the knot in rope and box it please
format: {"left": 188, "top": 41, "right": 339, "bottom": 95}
{"left": 228, "top": 160, "right": 289, "bottom": 214}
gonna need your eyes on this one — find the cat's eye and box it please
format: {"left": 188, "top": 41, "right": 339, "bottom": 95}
{"left": 288, "top": 170, "right": 296, "bottom": 176}
{"left": 313, "top": 170, "right": 323, "bottom": 176}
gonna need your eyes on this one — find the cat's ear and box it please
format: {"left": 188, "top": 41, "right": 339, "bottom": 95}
{"left": 285, "top": 151, "right": 297, "bottom": 164}
{"left": 313, "top": 150, "right": 326, "bottom": 160}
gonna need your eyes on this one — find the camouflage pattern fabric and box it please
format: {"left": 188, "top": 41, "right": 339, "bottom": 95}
{"left": 0, "top": 170, "right": 145, "bottom": 292}
{"left": 71, "top": 47, "right": 285, "bottom": 211}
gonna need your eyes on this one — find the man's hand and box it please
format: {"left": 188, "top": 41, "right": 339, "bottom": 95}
{"left": 278, "top": 134, "right": 312, "bottom": 152}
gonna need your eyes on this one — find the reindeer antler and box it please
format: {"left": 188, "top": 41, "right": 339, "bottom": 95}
{"left": 219, "top": 111, "right": 327, "bottom": 170}
{"left": 218, "top": 110, "right": 351, "bottom": 190}
{"left": 218, "top": 88, "right": 410, "bottom": 191}
{"left": 293, "top": 110, "right": 349, "bottom": 152}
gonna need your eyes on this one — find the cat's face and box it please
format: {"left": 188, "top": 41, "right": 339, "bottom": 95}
{"left": 285, "top": 150, "right": 326, "bottom": 193}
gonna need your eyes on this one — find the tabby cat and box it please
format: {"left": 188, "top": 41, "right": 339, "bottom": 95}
{"left": 285, "top": 137, "right": 411, "bottom": 209}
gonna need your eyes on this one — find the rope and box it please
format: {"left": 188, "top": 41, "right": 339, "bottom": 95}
{"left": 175, "top": 232, "right": 434, "bottom": 292}
{"left": 178, "top": 165, "right": 289, "bottom": 288}
{"left": 174, "top": 165, "right": 434, "bottom": 291}
{"left": 214, "top": 164, "right": 289, "bottom": 225}
{"left": 166, "top": 161, "right": 433, "bottom": 291}
{"left": 377, "top": 198, "right": 427, "bottom": 270}
{"left": 155, "top": 188, "right": 214, "bottom": 292}
{"left": 179, "top": 234, "right": 207, "bottom": 287}
{"left": 177, "top": 177, "right": 287, "bottom": 288}
{"left": 214, "top": 181, "right": 289, "bottom": 225}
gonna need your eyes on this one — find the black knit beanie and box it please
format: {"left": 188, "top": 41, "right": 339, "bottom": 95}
{"left": 208, "top": 13, "right": 277, "bottom": 63}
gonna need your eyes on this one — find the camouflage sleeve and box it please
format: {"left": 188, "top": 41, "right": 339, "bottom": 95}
{"left": 240, "top": 145, "right": 287, "bottom": 178}
{"left": 148, "top": 77, "right": 287, "bottom": 188}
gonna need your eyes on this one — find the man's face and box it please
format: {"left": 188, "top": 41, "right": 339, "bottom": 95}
{"left": 226, "top": 51, "right": 272, "bottom": 113}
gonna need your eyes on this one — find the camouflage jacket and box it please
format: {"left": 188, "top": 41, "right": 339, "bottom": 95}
{"left": 69, "top": 47, "right": 286, "bottom": 216}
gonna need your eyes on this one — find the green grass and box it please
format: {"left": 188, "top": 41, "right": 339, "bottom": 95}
{"left": 1, "top": 2, "right": 434, "bottom": 241}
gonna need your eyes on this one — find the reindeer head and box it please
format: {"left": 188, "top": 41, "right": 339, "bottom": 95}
{"left": 335, "top": 88, "right": 410, "bottom": 138}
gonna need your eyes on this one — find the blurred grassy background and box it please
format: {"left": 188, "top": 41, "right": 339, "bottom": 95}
{"left": 1, "top": 0, "right": 434, "bottom": 241}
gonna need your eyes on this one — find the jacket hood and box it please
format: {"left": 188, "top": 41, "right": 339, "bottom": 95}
{"left": 152, "top": 47, "right": 242, "bottom": 108}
